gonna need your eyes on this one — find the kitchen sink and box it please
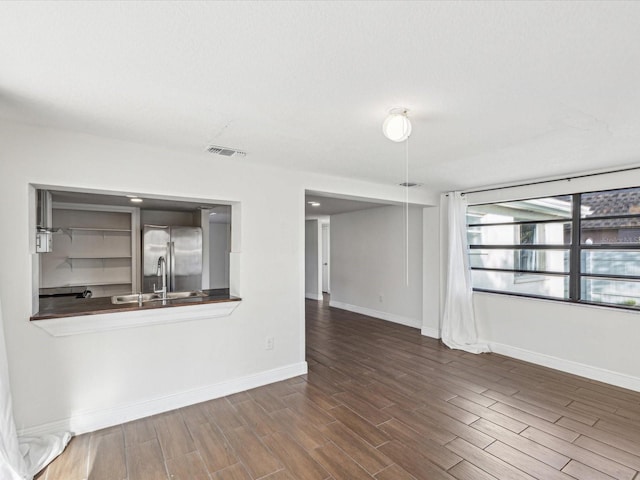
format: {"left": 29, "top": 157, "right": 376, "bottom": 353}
{"left": 165, "top": 290, "right": 207, "bottom": 299}
{"left": 111, "top": 290, "right": 208, "bottom": 304}
{"left": 111, "top": 293, "right": 161, "bottom": 304}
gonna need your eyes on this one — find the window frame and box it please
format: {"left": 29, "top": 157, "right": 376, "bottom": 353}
{"left": 467, "top": 188, "right": 640, "bottom": 311}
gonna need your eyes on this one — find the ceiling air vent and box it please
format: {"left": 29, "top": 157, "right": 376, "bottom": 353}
{"left": 207, "top": 145, "right": 247, "bottom": 157}
{"left": 399, "top": 182, "right": 421, "bottom": 187}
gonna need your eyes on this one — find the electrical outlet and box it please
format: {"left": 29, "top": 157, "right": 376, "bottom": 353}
{"left": 378, "top": 294, "right": 383, "bottom": 303}
{"left": 266, "top": 336, "right": 275, "bottom": 350}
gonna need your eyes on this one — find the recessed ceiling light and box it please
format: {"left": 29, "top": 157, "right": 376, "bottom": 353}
{"left": 130, "top": 198, "right": 143, "bottom": 203}
{"left": 308, "top": 202, "right": 321, "bottom": 207}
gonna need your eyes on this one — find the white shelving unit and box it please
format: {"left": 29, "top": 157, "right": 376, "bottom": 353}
{"left": 40, "top": 203, "right": 140, "bottom": 298}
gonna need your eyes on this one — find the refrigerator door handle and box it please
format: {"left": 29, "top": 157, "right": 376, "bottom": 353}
{"left": 170, "top": 241, "right": 176, "bottom": 292}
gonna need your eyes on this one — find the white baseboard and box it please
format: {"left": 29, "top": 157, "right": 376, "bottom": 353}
{"left": 19, "top": 361, "right": 308, "bottom": 438}
{"left": 329, "top": 300, "right": 420, "bottom": 328}
{"left": 305, "top": 293, "right": 323, "bottom": 301}
{"left": 421, "top": 326, "right": 440, "bottom": 339}
{"left": 487, "top": 341, "right": 640, "bottom": 393}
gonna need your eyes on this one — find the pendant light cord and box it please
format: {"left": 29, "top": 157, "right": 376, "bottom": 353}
{"left": 405, "top": 136, "right": 409, "bottom": 286}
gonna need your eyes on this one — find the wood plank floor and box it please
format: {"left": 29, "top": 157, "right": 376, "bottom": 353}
{"left": 37, "top": 298, "right": 640, "bottom": 479}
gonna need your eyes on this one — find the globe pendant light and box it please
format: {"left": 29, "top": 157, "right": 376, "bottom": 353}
{"left": 382, "top": 108, "right": 412, "bottom": 142}
{"left": 382, "top": 107, "right": 412, "bottom": 285}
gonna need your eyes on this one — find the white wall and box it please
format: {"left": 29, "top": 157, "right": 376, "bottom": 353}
{"left": 141, "top": 209, "right": 198, "bottom": 227}
{"left": 330, "top": 205, "right": 423, "bottom": 328}
{"left": 433, "top": 170, "right": 640, "bottom": 391}
{"left": 209, "top": 222, "right": 230, "bottom": 289}
{"left": 304, "top": 220, "right": 321, "bottom": 300}
{"left": 0, "top": 122, "right": 305, "bottom": 434}
{"left": 422, "top": 205, "right": 440, "bottom": 338}
{"left": 0, "top": 120, "right": 436, "bottom": 435}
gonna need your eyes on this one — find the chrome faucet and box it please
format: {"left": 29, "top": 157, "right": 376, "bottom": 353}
{"left": 155, "top": 256, "right": 167, "bottom": 301}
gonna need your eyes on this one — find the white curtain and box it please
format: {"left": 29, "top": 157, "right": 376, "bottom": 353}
{"left": 0, "top": 300, "right": 70, "bottom": 479}
{"left": 441, "top": 192, "right": 490, "bottom": 354}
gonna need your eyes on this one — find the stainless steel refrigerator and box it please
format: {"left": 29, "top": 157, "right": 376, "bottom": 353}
{"left": 142, "top": 225, "right": 202, "bottom": 293}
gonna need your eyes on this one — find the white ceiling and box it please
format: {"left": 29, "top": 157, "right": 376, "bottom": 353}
{"left": 50, "top": 190, "right": 223, "bottom": 212}
{"left": 50, "top": 189, "right": 231, "bottom": 221}
{"left": 3, "top": 2, "right": 640, "bottom": 192}
{"left": 305, "top": 194, "right": 388, "bottom": 217}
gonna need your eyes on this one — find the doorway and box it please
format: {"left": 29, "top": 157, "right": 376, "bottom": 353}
{"left": 322, "top": 224, "right": 330, "bottom": 294}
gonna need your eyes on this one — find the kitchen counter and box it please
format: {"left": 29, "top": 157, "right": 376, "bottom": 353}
{"left": 31, "top": 288, "right": 240, "bottom": 320}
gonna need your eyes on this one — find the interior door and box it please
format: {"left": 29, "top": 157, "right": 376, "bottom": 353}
{"left": 322, "top": 224, "right": 330, "bottom": 293}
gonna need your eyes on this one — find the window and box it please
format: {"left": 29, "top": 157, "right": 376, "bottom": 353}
{"left": 468, "top": 195, "right": 572, "bottom": 299}
{"left": 580, "top": 188, "right": 640, "bottom": 308}
{"left": 467, "top": 187, "right": 640, "bottom": 310}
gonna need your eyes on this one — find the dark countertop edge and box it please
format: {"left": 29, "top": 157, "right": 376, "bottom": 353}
{"left": 31, "top": 296, "right": 242, "bottom": 321}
